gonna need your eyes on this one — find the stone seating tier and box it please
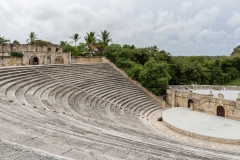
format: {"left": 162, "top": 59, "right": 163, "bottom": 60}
{"left": 0, "top": 63, "right": 239, "bottom": 159}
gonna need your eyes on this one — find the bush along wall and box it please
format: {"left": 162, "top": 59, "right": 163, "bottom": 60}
{"left": 10, "top": 52, "right": 23, "bottom": 57}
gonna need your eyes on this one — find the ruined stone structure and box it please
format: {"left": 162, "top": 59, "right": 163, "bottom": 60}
{"left": 166, "top": 85, "right": 240, "bottom": 121}
{"left": 0, "top": 44, "right": 71, "bottom": 66}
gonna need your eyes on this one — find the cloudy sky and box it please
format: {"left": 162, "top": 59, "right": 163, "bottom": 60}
{"left": 1, "top": 0, "right": 240, "bottom": 56}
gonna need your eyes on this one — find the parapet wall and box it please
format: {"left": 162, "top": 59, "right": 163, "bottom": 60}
{"left": 71, "top": 56, "right": 103, "bottom": 63}
{"left": 166, "top": 85, "right": 240, "bottom": 121}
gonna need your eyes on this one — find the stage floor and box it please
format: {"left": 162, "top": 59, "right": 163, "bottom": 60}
{"left": 162, "top": 107, "right": 240, "bottom": 140}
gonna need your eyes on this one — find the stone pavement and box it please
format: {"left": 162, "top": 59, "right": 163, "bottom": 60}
{"left": 150, "top": 108, "right": 240, "bottom": 152}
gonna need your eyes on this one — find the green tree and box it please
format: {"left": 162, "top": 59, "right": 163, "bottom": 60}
{"left": 231, "top": 45, "right": 240, "bottom": 56}
{"left": 60, "top": 41, "right": 72, "bottom": 47}
{"left": 84, "top": 32, "right": 97, "bottom": 54}
{"left": 98, "top": 30, "right": 112, "bottom": 46}
{"left": 0, "top": 35, "right": 10, "bottom": 44}
{"left": 103, "top": 43, "right": 122, "bottom": 62}
{"left": 26, "top": 32, "right": 37, "bottom": 45}
{"left": 139, "top": 59, "right": 171, "bottom": 95}
{"left": 70, "top": 33, "right": 81, "bottom": 47}
{"left": 13, "top": 40, "right": 20, "bottom": 45}
{"left": 63, "top": 45, "right": 76, "bottom": 54}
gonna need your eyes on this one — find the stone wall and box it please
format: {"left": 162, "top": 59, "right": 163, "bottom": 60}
{"left": 22, "top": 52, "right": 71, "bottom": 65}
{"left": 71, "top": 56, "right": 103, "bottom": 63}
{"left": 0, "top": 44, "right": 71, "bottom": 66}
{"left": 166, "top": 85, "right": 240, "bottom": 121}
{"left": 0, "top": 57, "right": 22, "bottom": 66}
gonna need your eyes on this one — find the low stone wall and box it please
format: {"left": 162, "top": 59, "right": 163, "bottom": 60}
{"left": 162, "top": 118, "right": 240, "bottom": 144}
{"left": 71, "top": 56, "right": 103, "bottom": 63}
{"left": 0, "top": 56, "right": 22, "bottom": 66}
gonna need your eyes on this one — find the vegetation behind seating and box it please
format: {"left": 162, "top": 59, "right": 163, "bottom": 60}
{"left": 1, "top": 32, "right": 240, "bottom": 95}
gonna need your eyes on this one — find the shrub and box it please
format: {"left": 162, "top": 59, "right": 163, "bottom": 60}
{"left": 10, "top": 52, "right": 23, "bottom": 57}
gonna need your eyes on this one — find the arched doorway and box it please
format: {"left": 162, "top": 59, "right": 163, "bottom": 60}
{"left": 217, "top": 106, "right": 225, "bottom": 117}
{"left": 55, "top": 56, "right": 64, "bottom": 64}
{"left": 188, "top": 99, "right": 194, "bottom": 108}
{"left": 29, "top": 56, "right": 39, "bottom": 65}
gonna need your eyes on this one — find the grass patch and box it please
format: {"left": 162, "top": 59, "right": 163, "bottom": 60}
{"left": 225, "top": 77, "right": 240, "bottom": 86}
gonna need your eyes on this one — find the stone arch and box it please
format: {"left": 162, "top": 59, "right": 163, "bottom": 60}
{"left": 188, "top": 99, "right": 194, "bottom": 108}
{"left": 217, "top": 106, "right": 225, "bottom": 117}
{"left": 55, "top": 56, "right": 64, "bottom": 64}
{"left": 48, "top": 47, "right": 51, "bottom": 52}
{"left": 29, "top": 56, "right": 39, "bottom": 65}
{"left": 56, "top": 48, "right": 59, "bottom": 52}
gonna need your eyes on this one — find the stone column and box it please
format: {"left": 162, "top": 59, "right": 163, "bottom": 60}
{"left": 172, "top": 90, "right": 175, "bottom": 108}
{"left": 68, "top": 52, "right": 71, "bottom": 64}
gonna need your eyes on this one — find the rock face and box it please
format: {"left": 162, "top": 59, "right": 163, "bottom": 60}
{"left": 0, "top": 63, "right": 240, "bottom": 159}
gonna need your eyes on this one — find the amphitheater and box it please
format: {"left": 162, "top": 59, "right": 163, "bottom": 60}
{"left": 0, "top": 47, "right": 240, "bottom": 159}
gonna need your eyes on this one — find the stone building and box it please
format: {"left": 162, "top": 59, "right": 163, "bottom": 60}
{"left": 0, "top": 44, "right": 71, "bottom": 66}
{"left": 166, "top": 85, "right": 240, "bottom": 121}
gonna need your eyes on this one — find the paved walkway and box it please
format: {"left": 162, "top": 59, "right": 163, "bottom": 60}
{"left": 163, "top": 107, "right": 240, "bottom": 140}
{"left": 150, "top": 108, "right": 240, "bottom": 152}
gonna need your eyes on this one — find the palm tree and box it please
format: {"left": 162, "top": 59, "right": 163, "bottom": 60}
{"left": 13, "top": 40, "right": 20, "bottom": 45}
{"left": 26, "top": 32, "right": 37, "bottom": 45}
{"left": 70, "top": 33, "right": 81, "bottom": 46}
{"left": 59, "top": 41, "right": 72, "bottom": 47}
{"left": 84, "top": 32, "right": 97, "bottom": 54}
{"left": 98, "top": 30, "right": 112, "bottom": 46}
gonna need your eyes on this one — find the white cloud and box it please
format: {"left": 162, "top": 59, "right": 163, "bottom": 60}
{"left": 227, "top": 12, "right": 240, "bottom": 27}
{"left": 196, "top": 29, "right": 227, "bottom": 41}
